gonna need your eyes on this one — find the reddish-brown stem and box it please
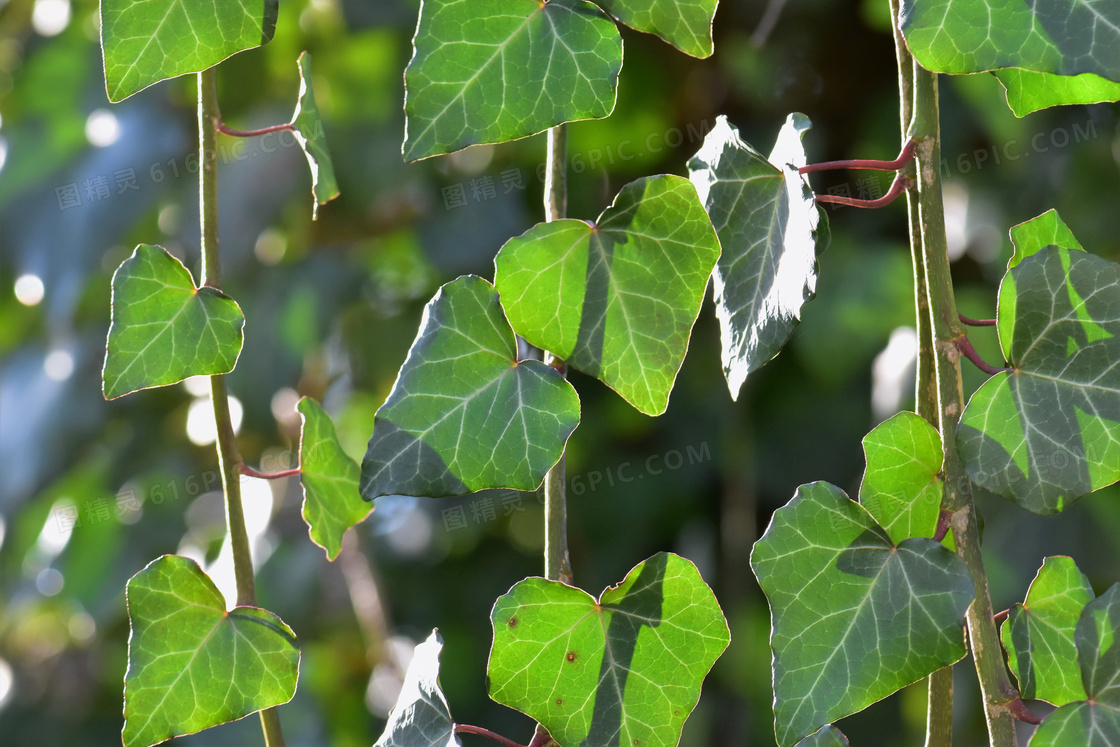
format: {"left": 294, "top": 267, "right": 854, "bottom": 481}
{"left": 240, "top": 464, "right": 301, "bottom": 480}
{"left": 1007, "top": 697, "right": 1042, "bottom": 725}
{"left": 933, "top": 509, "right": 953, "bottom": 543}
{"left": 814, "top": 173, "right": 910, "bottom": 209}
{"left": 454, "top": 724, "right": 529, "bottom": 747}
{"left": 799, "top": 138, "right": 916, "bottom": 174}
{"left": 959, "top": 313, "right": 997, "bottom": 327}
{"left": 218, "top": 121, "right": 295, "bottom": 138}
{"left": 993, "top": 608, "right": 1009, "bottom": 625}
{"left": 955, "top": 336, "right": 1012, "bottom": 376}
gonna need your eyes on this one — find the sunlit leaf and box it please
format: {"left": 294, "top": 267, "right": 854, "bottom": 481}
{"left": 103, "top": 244, "right": 244, "bottom": 400}
{"left": 494, "top": 174, "right": 720, "bottom": 416}
{"left": 795, "top": 725, "right": 849, "bottom": 747}
{"left": 1008, "top": 209, "right": 1084, "bottom": 268}
{"left": 595, "top": 0, "right": 718, "bottom": 57}
{"left": 688, "top": 114, "right": 829, "bottom": 400}
{"left": 858, "top": 411, "right": 943, "bottom": 544}
{"left": 101, "top": 0, "right": 278, "bottom": 102}
{"left": 995, "top": 69, "right": 1120, "bottom": 117}
{"left": 373, "top": 630, "right": 461, "bottom": 747}
{"left": 750, "top": 482, "right": 973, "bottom": 747}
{"left": 292, "top": 52, "right": 339, "bottom": 219}
{"left": 360, "top": 276, "right": 580, "bottom": 500}
{"left": 122, "top": 555, "right": 299, "bottom": 747}
{"left": 488, "top": 552, "right": 729, "bottom": 747}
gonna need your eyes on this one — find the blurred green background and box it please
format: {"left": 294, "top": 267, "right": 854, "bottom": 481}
{"left": 1, "top": 0, "right": 1118, "bottom": 745}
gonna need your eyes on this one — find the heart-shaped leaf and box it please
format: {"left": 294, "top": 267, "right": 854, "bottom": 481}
{"left": 957, "top": 244, "right": 1120, "bottom": 514}
{"left": 1001, "top": 556, "right": 1094, "bottom": 705}
{"left": 103, "top": 244, "right": 244, "bottom": 400}
{"left": 298, "top": 397, "right": 370, "bottom": 561}
{"left": 488, "top": 552, "right": 729, "bottom": 747}
{"left": 374, "top": 630, "right": 461, "bottom": 747}
{"left": 403, "top": 0, "right": 621, "bottom": 161}
{"left": 688, "top": 114, "right": 829, "bottom": 400}
{"left": 292, "top": 52, "right": 339, "bottom": 220}
{"left": 360, "top": 276, "right": 580, "bottom": 500}
{"left": 122, "top": 555, "right": 299, "bottom": 747}
{"left": 1008, "top": 209, "right": 1084, "bottom": 268}
{"left": 796, "top": 725, "right": 849, "bottom": 747}
{"left": 995, "top": 69, "right": 1120, "bottom": 117}
{"left": 750, "top": 482, "right": 973, "bottom": 747}
{"left": 595, "top": 0, "right": 719, "bottom": 57}
{"left": 101, "top": 0, "right": 278, "bottom": 102}
{"left": 494, "top": 174, "right": 720, "bottom": 416}
{"left": 859, "top": 411, "right": 944, "bottom": 544}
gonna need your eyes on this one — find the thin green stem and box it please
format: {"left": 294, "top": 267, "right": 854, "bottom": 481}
{"left": 198, "top": 68, "right": 286, "bottom": 747}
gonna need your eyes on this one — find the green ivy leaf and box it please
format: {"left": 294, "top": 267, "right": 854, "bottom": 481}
{"left": 899, "top": 0, "right": 1120, "bottom": 81}
{"left": 373, "top": 630, "right": 462, "bottom": 747}
{"left": 103, "top": 244, "right": 244, "bottom": 400}
{"left": 292, "top": 52, "right": 339, "bottom": 220}
{"left": 403, "top": 0, "right": 621, "bottom": 161}
{"left": 101, "top": 0, "right": 278, "bottom": 102}
{"left": 1001, "top": 556, "right": 1094, "bottom": 705}
{"left": 795, "top": 725, "right": 849, "bottom": 747}
{"left": 595, "top": 0, "right": 718, "bottom": 57}
{"left": 1008, "top": 209, "right": 1084, "bottom": 268}
{"left": 688, "top": 114, "right": 829, "bottom": 400}
{"left": 750, "top": 482, "right": 973, "bottom": 747}
{"left": 1030, "top": 584, "right": 1120, "bottom": 746}
{"left": 360, "top": 276, "right": 580, "bottom": 500}
{"left": 298, "top": 397, "right": 370, "bottom": 561}
{"left": 488, "top": 552, "right": 729, "bottom": 747}
{"left": 958, "top": 245, "right": 1120, "bottom": 514}
{"left": 858, "top": 412, "right": 943, "bottom": 544}
{"left": 122, "top": 555, "right": 299, "bottom": 747}
{"left": 995, "top": 69, "right": 1120, "bottom": 117}
{"left": 494, "top": 174, "right": 720, "bottom": 416}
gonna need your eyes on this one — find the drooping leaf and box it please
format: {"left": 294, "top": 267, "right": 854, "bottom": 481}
{"left": 958, "top": 245, "right": 1120, "bottom": 514}
{"left": 493, "top": 174, "right": 720, "bottom": 416}
{"left": 1030, "top": 584, "right": 1120, "bottom": 746}
{"left": 373, "top": 630, "right": 461, "bottom": 747}
{"left": 795, "top": 725, "right": 849, "bottom": 747}
{"left": 687, "top": 114, "right": 829, "bottom": 400}
{"left": 291, "top": 53, "right": 339, "bottom": 219}
{"left": 858, "top": 411, "right": 943, "bottom": 544}
{"left": 1001, "top": 556, "right": 1094, "bottom": 705}
{"left": 360, "top": 276, "right": 579, "bottom": 500}
{"left": 594, "top": 0, "right": 719, "bottom": 57}
{"left": 103, "top": 244, "right": 244, "bottom": 400}
{"left": 1008, "top": 209, "right": 1084, "bottom": 268}
{"left": 122, "top": 555, "right": 299, "bottom": 747}
{"left": 101, "top": 0, "right": 278, "bottom": 102}
{"left": 750, "top": 482, "right": 973, "bottom": 747}
{"left": 402, "top": 0, "right": 621, "bottom": 161}
{"left": 995, "top": 69, "right": 1120, "bottom": 117}
{"left": 488, "top": 552, "right": 729, "bottom": 747}
{"left": 898, "top": 0, "right": 1120, "bottom": 81}
{"left": 298, "top": 397, "right": 370, "bottom": 561}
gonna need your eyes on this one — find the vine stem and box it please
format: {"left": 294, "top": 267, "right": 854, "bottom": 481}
{"left": 455, "top": 724, "right": 529, "bottom": 747}
{"left": 198, "top": 68, "right": 287, "bottom": 747}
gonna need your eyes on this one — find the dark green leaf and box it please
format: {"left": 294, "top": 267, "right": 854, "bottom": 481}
{"left": 298, "top": 397, "right": 370, "bottom": 561}
{"left": 958, "top": 245, "right": 1120, "bottom": 513}
{"left": 494, "top": 174, "right": 720, "bottom": 416}
{"left": 374, "top": 630, "right": 461, "bottom": 747}
{"left": 750, "top": 482, "right": 973, "bottom": 747}
{"left": 103, "top": 244, "right": 244, "bottom": 400}
{"left": 122, "top": 555, "right": 299, "bottom": 747}
{"left": 859, "top": 411, "right": 943, "bottom": 544}
{"left": 292, "top": 53, "right": 339, "bottom": 219}
{"left": 595, "top": 0, "right": 718, "bottom": 57}
{"left": 995, "top": 69, "right": 1120, "bottom": 117}
{"left": 101, "top": 0, "right": 278, "bottom": 102}
{"left": 403, "top": 0, "right": 621, "bottom": 161}
{"left": 360, "top": 276, "right": 579, "bottom": 500}
{"left": 1008, "top": 209, "right": 1084, "bottom": 268}
{"left": 1001, "top": 556, "right": 1093, "bottom": 705}
{"left": 688, "top": 114, "right": 829, "bottom": 400}
{"left": 795, "top": 725, "right": 849, "bottom": 747}
{"left": 488, "top": 552, "right": 729, "bottom": 747}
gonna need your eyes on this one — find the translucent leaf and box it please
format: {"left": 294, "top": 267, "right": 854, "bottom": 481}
{"left": 858, "top": 411, "right": 943, "bottom": 544}
{"left": 595, "top": 0, "right": 718, "bottom": 57}
{"left": 373, "top": 630, "right": 461, "bottom": 747}
{"left": 103, "top": 244, "right": 244, "bottom": 400}
{"left": 101, "top": 0, "right": 278, "bottom": 102}
{"left": 795, "top": 725, "right": 849, "bottom": 747}
{"left": 494, "top": 174, "right": 720, "bottom": 416}
{"left": 360, "top": 276, "right": 580, "bottom": 500}
{"left": 403, "top": 0, "right": 621, "bottom": 161}
{"left": 750, "top": 482, "right": 973, "bottom": 747}
{"left": 292, "top": 53, "right": 339, "bottom": 219}
{"left": 122, "top": 555, "right": 299, "bottom": 747}
{"left": 1008, "top": 209, "right": 1084, "bottom": 268}
{"left": 995, "top": 69, "right": 1120, "bottom": 117}
{"left": 687, "top": 114, "right": 829, "bottom": 400}
{"left": 488, "top": 552, "right": 729, "bottom": 747}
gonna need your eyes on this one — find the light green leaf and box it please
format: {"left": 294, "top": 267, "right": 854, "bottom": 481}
{"left": 995, "top": 68, "right": 1120, "bottom": 117}
{"left": 494, "top": 174, "right": 720, "bottom": 416}
{"left": 1001, "top": 556, "right": 1094, "bottom": 705}
{"left": 750, "top": 482, "right": 973, "bottom": 747}
{"left": 103, "top": 244, "right": 244, "bottom": 400}
{"left": 795, "top": 725, "right": 849, "bottom": 747}
{"left": 958, "top": 245, "right": 1120, "bottom": 514}
{"left": 595, "top": 0, "right": 718, "bottom": 57}
{"left": 403, "top": 0, "right": 622, "bottom": 161}
{"left": 488, "top": 552, "right": 729, "bottom": 747}
{"left": 373, "top": 630, "right": 462, "bottom": 747}
{"left": 292, "top": 52, "right": 339, "bottom": 220}
{"left": 899, "top": 0, "right": 1120, "bottom": 81}
{"left": 688, "top": 114, "right": 829, "bottom": 400}
{"left": 859, "top": 412, "right": 943, "bottom": 544}
{"left": 360, "top": 276, "right": 580, "bottom": 500}
{"left": 122, "top": 555, "right": 299, "bottom": 747}
{"left": 1009, "top": 209, "right": 1084, "bottom": 268}
{"left": 298, "top": 397, "right": 370, "bottom": 561}
{"left": 101, "top": 0, "right": 278, "bottom": 102}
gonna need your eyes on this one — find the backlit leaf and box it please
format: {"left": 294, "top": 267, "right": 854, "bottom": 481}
{"left": 1008, "top": 209, "right": 1084, "bottom": 268}
{"left": 995, "top": 69, "right": 1120, "bottom": 117}
{"left": 373, "top": 630, "right": 461, "bottom": 747}
{"left": 795, "top": 725, "right": 849, "bottom": 747}
{"left": 595, "top": 0, "right": 719, "bottom": 57}
{"left": 292, "top": 53, "right": 339, "bottom": 219}
{"left": 859, "top": 411, "right": 943, "bottom": 544}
